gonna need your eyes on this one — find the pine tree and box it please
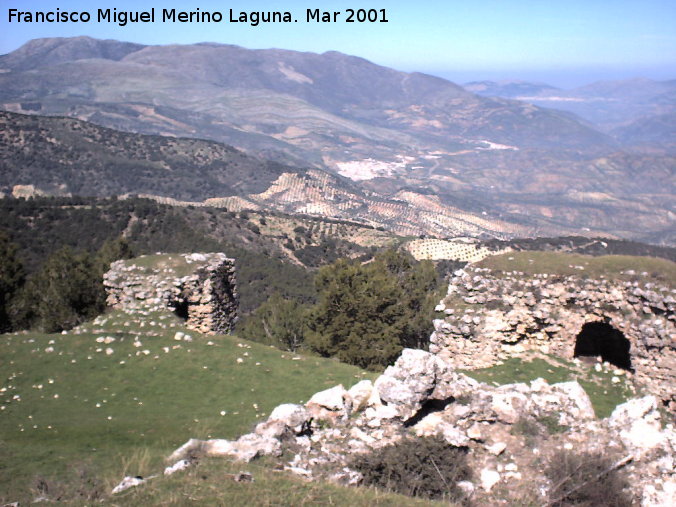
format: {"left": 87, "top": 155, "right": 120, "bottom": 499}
{"left": 304, "top": 250, "right": 444, "bottom": 369}
{"left": 0, "top": 232, "right": 25, "bottom": 332}
{"left": 305, "top": 258, "right": 405, "bottom": 369}
{"left": 239, "top": 293, "right": 307, "bottom": 351}
{"left": 11, "top": 247, "right": 104, "bottom": 332}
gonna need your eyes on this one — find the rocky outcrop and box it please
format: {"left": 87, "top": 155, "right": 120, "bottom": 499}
{"left": 160, "top": 349, "right": 675, "bottom": 505}
{"left": 430, "top": 267, "right": 675, "bottom": 411}
{"left": 104, "top": 253, "right": 238, "bottom": 335}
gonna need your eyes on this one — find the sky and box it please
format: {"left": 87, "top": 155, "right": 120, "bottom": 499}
{"left": 1, "top": 0, "right": 675, "bottom": 88}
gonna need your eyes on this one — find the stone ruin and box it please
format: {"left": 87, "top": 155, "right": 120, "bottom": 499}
{"left": 431, "top": 267, "right": 676, "bottom": 412}
{"left": 115, "top": 348, "right": 675, "bottom": 505}
{"left": 103, "top": 252, "right": 238, "bottom": 335}
{"left": 110, "top": 260, "right": 676, "bottom": 504}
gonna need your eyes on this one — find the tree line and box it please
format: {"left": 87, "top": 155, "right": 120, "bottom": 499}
{"left": 0, "top": 233, "right": 132, "bottom": 333}
{"left": 238, "top": 249, "right": 445, "bottom": 370}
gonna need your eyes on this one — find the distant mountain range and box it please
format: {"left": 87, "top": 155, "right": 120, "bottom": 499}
{"left": 465, "top": 78, "right": 676, "bottom": 150}
{"left": 0, "top": 36, "right": 674, "bottom": 244}
{"left": 0, "top": 110, "right": 535, "bottom": 240}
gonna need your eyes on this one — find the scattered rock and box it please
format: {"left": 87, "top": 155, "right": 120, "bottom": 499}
{"left": 480, "top": 468, "right": 501, "bottom": 491}
{"left": 306, "top": 385, "right": 348, "bottom": 420}
{"left": 164, "top": 459, "right": 191, "bottom": 476}
{"left": 112, "top": 476, "right": 146, "bottom": 494}
{"left": 487, "top": 442, "right": 507, "bottom": 456}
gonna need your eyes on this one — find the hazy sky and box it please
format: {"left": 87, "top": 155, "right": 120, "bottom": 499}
{"left": 1, "top": 0, "right": 675, "bottom": 87}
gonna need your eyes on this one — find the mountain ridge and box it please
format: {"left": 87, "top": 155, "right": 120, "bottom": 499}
{"left": 1, "top": 37, "right": 673, "bottom": 244}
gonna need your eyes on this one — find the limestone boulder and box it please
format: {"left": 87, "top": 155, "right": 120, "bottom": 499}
{"left": 375, "top": 348, "right": 477, "bottom": 419}
{"left": 607, "top": 396, "right": 667, "bottom": 454}
{"left": 347, "top": 380, "right": 377, "bottom": 412}
{"left": 306, "top": 385, "right": 348, "bottom": 420}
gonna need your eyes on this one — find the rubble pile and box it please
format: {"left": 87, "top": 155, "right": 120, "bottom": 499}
{"left": 162, "top": 349, "right": 675, "bottom": 505}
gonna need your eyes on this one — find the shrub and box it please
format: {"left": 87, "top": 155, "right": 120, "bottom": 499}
{"left": 238, "top": 293, "right": 308, "bottom": 351}
{"left": 351, "top": 436, "right": 471, "bottom": 501}
{"left": 0, "top": 231, "right": 25, "bottom": 332}
{"left": 512, "top": 415, "right": 568, "bottom": 447}
{"left": 305, "top": 249, "right": 444, "bottom": 369}
{"left": 545, "top": 450, "right": 633, "bottom": 507}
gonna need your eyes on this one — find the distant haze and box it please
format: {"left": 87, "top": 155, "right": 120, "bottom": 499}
{"left": 427, "top": 67, "right": 676, "bottom": 90}
{"left": 1, "top": 0, "right": 674, "bottom": 89}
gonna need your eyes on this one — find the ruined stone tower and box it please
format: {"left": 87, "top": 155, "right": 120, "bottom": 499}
{"left": 103, "top": 252, "right": 238, "bottom": 335}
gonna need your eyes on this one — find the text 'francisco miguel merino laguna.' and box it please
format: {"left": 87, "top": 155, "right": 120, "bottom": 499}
{"left": 7, "top": 8, "right": 390, "bottom": 26}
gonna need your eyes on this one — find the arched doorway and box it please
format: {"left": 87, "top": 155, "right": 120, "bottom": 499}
{"left": 574, "top": 322, "right": 632, "bottom": 371}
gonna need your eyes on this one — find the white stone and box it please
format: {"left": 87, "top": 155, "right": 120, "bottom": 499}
{"left": 164, "top": 459, "right": 191, "bottom": 476}
{"left": 491, "top": 391, "right": 528, "bottom": 424}
{"left": 642, "top": 480, "right": 676, "bottom": 507}
{"left": 441, "top": 425, "right": 470, "bottom": 446}
{"left": 350, "top": 427, "right": 376, "bottom": 445}
{"left": 112, "top": 476, "right": 145, "bottom": 494}
{"left": 187, "top": 253, "right": 207, "bottom": 262}
{"left": 608, "top": 396, "right": 665, "bottom": 454}
{"left": 307, "top": 385, "right": 347, "bottom": 412}
{"left": 488, "top": 442, "right": 507, "bottom": 455}
{"left": 268, "top": 403, "right": 310, "bottom": 430}
{"left": 480, "top": 469, "right": 501, "bottom": 491}
{"left": 456, "top": 480, "right": 475, "bottom": 497}
{"left": 373, "top": 404, "right": 399, "bottom": 420}
{"left": 284, "top": 466, "right": 312, "bottom": 477}
{"left": 347, "top": 380, "right": 374, "bottom": 412}
{"left": 530, "top": 378, "right": 549, "bottom": 392}
{"left": 412, "top": 412, "right": 444, "bottom": 436}
{"left": 467, "top": 423, "right": 483, "bottom": 440}
{"left": 550, "top": 381, "right": 596, "bottom": 421}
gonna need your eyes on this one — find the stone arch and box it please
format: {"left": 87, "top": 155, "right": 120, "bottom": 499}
{"left": 573, "top": 321, "right": 632, "bottom": 371}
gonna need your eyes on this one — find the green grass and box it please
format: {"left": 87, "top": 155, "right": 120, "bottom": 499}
{"left": 461, "top": 355, "right": 636, "bottom": 418}
{"left": 478, "top": 251, "right": 676, "bottom": 285}
{"left": 113, "top": 457, "right": 445, "bottom": 506}
{"left": 0, "top": 309, "right": 375, "bottom": 504}
{"left": 118, "top": 253, "right": 206, "bottom": 277}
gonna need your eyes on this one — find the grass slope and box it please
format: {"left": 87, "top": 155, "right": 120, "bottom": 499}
{"left": 478, "top": 251, "right": 676, "bottom": 285}
{"left": 0, "top": 308, "right": 374, "bottom": 504}
{"left": 115, "top": 457, "right": 443, "bottom": 506}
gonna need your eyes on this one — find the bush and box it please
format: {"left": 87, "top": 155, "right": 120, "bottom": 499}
{"left": 10, "top": 247, "right": 105, "bottom": 332}
{"left": 0, "top": 232, "right": 25, "bottom": 332}
{"left": 545, "top": 450, "right": 633, "bottom": 507}
{"left": 238, "top": 293, "right": 308, "bottom": 351}
{"left": 305, "top": 249, "right": 443, "bottom": 369}
{"left": 351, "top": 436, "right": 471, "bottom": 501}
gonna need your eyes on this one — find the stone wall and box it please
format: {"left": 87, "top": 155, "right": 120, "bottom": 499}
{"left": 104, "top": 253, "right": 238, "bottom": 335}
{"left": 430, "top": 267, "right": 675, "bottom": 411}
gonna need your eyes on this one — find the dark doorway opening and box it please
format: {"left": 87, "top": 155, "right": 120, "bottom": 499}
{"left": 172, "top": 300, "right": 190, "bottom": 321}
{"left": 574, "top": 322, "right": 632, "bottom": 371}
